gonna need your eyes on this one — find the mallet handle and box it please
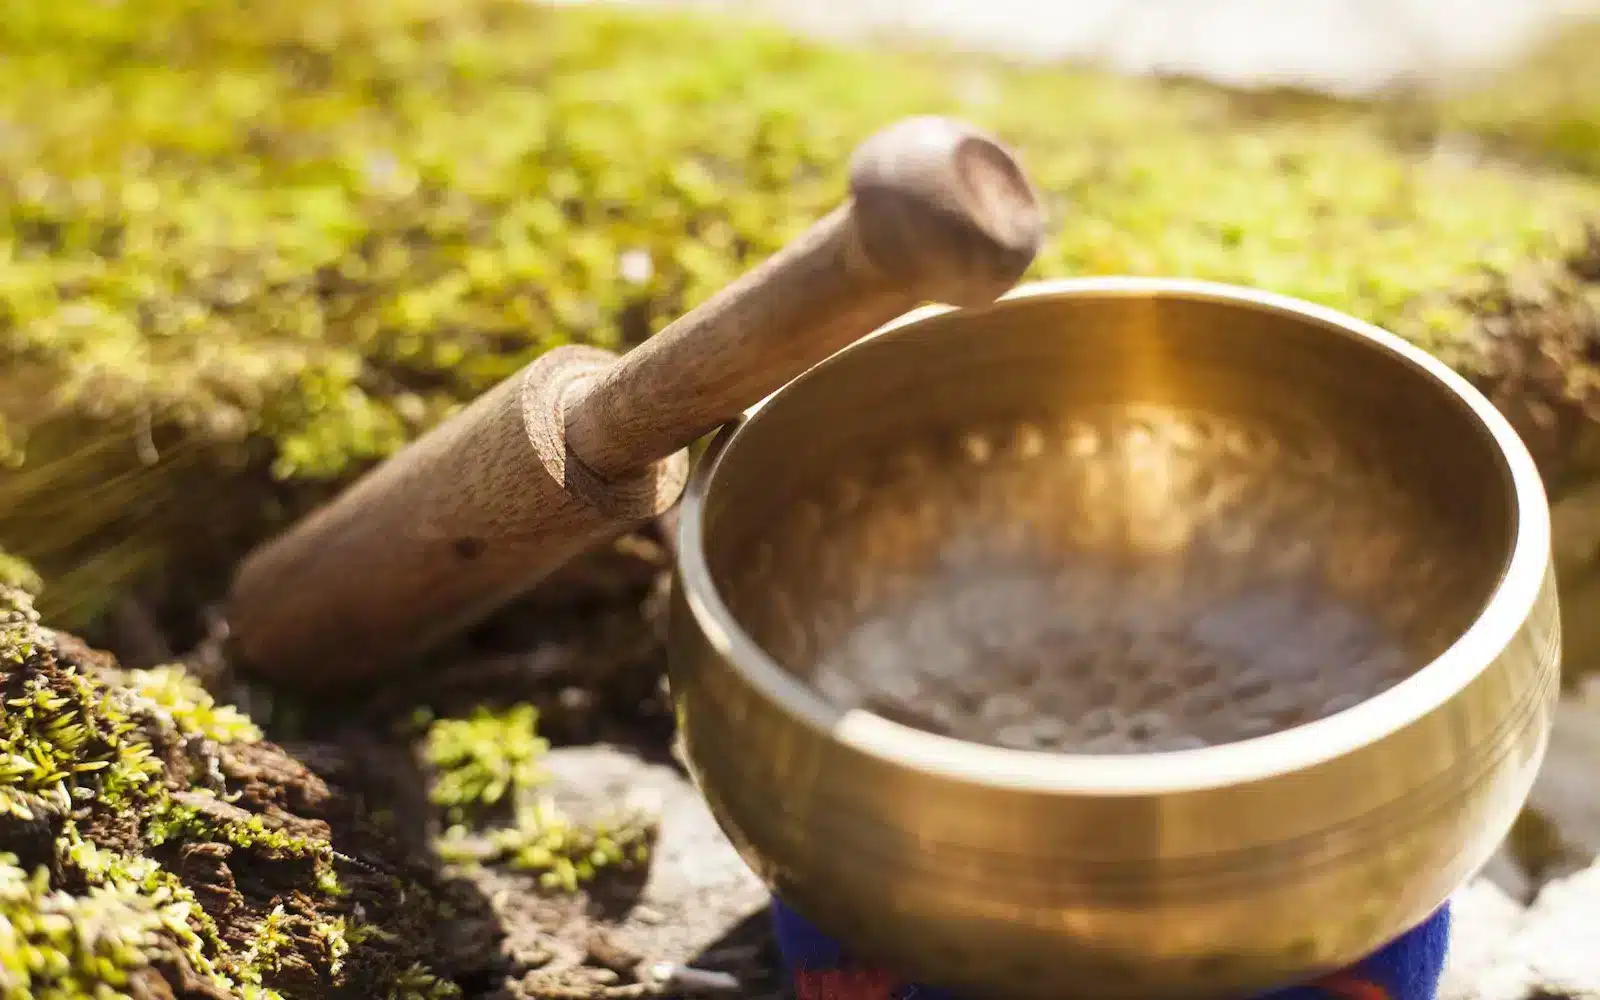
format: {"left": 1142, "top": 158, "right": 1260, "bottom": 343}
{"left": 225, "top": 117, "right": 1042, "bottom": 686}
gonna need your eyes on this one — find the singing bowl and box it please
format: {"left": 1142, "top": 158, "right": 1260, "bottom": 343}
{"left": 666, "top": 277, "right": 1561, "bottom": 999}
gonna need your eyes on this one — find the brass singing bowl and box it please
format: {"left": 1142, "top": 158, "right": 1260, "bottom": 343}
{"left": 667, "top": 278, "right": 1560, "bottom": 999}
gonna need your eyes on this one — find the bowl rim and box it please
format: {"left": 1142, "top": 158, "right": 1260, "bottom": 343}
{"left": 673, "top": 276, "right": 1552, "bottom": 796}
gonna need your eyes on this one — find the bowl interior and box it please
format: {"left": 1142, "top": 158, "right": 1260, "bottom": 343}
{"left": 697, "top": 286, "right": 1518, "bottom": 754}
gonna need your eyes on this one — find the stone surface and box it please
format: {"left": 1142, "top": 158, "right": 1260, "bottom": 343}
{"left": 541, "top": 746, "right": 773, "bottom": 969}
{"left": 1440, "top": 879, "right": 1528, "bottom": 1000}
{"left": 1477, "top": 847, "right": 1535, "bottom": 903}
{"left": 1445, "top": 861, "right": 1600, "bottom": 1000}
{"left": 1524, "top": 680, "right": 1600, "bottom": 873}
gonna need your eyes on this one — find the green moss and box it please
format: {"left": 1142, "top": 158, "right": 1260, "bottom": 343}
{"left": 421, "top": 702, "right": 652, "bottom": 890}
{"left": 436, "top": 797, "right": 652, "bottom": 894}
{"left": 0, "top": 586, "right": 461, "bottom": 997}
{"left": 0, "top": 592, "right": 237, "bottom": 998}
{"left": 146, "top": 800, "right": 325, "bottom": 860}
{"left": 1, "top": 1, "right": 1598, "bottom": 626}
{"left": 120, "top": 665, "right": 262, "bottom": 745}
{"left": 0, "top": 550, "right": 40, "bottom": 597}
{"left": 385, "top": 962, "right": 463, "bottom": 1000}
{"left": 422, "top": 703, "right": 547, "bottom": 825}
{"left": 2, "top": 626, "right": 640, "bottom": 997}
{"left": 0, "top": 587, "right": 163, "bottom": 821}
{"left": 0, "top": 850, "right": 193, "bottom": 1000}
{"left": 140, "top": 799, "right": 345, "bottom": 909}
{"left": 54, "top": 825, "right": 233, "bottom": 987}
{"left": 235, "top": 904, "right": 294, "bottom": 978}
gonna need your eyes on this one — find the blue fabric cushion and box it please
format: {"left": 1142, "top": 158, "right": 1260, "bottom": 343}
{"left": 773, "top": 897, "right": 1451, "bottom": 1000}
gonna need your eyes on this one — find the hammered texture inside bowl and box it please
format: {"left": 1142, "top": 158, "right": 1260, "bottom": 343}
{"left": 707, "top": 287, "right": 1511, "bottom": 754}
{"left": 727, "top": 403, "right": 1480, "bottom": 753}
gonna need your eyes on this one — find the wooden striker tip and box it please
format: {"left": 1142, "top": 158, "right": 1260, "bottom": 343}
{"left": 848, "top": 116, "right": 1045, "bottom": 307}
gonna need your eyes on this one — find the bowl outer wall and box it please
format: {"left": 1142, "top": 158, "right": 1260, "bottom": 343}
{"left": 666, "top": 277, "right": 1561, "bottom": 999}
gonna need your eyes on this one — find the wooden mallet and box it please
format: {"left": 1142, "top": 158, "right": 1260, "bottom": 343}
{"left": 226, "top": 115, "right": 1045, "bottom": 689}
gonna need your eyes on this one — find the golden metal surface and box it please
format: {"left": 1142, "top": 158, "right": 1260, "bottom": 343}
{"left": 668, "top": 278, "right": 1560, "bottom": 999}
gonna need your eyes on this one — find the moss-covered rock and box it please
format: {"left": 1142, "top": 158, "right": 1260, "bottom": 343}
{"left": 0, "top": 579, "right": 492, "bottom": 999}
{"left": 0, "top": 841, "right": 239, "bottom": 1000}
{"left": 2, "top": 1, "right": 1599, "bottom": 629}
{"left": 0, "top": 554, "right": 659, "bottom": 998}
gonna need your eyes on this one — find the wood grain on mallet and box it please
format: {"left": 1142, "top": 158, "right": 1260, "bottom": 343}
{"left": 225, "top": 115, "right": 1044, "bottom": 689}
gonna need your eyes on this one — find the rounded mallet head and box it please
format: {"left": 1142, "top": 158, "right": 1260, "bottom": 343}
{"left": 848, "top": 116, "right": 1045, "bottom": 307}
